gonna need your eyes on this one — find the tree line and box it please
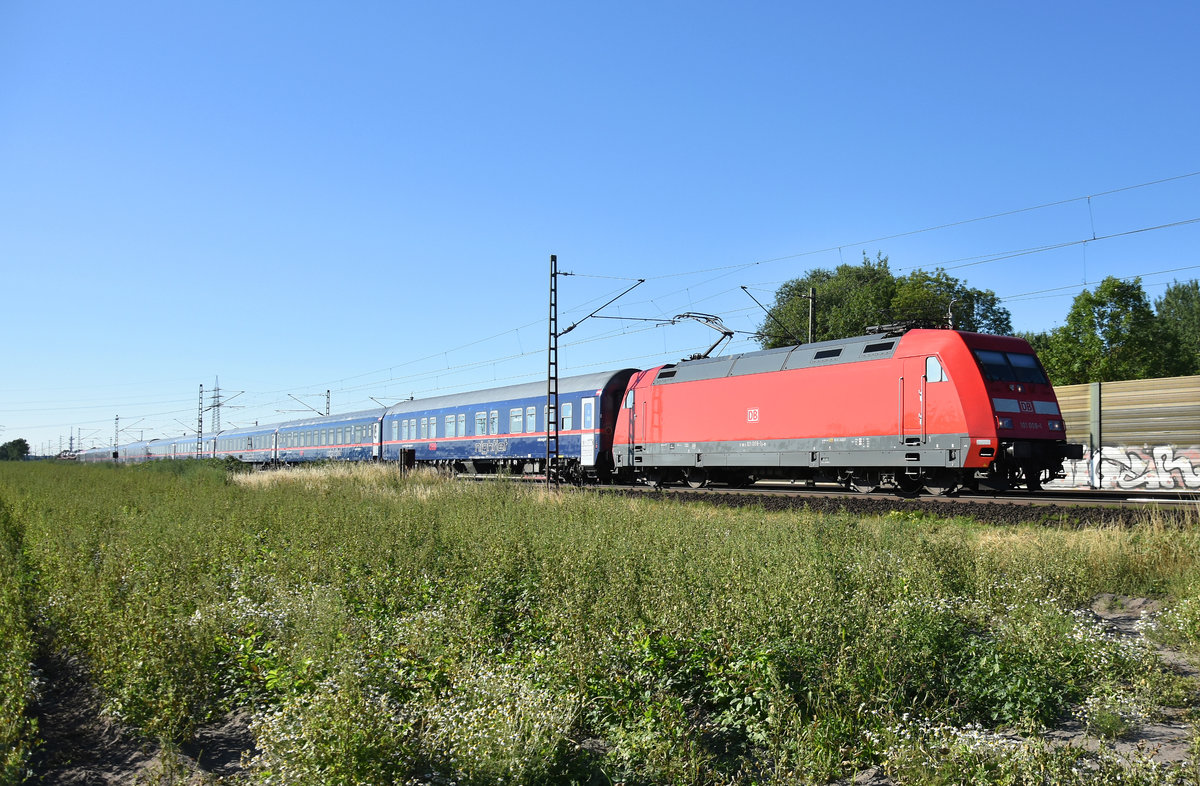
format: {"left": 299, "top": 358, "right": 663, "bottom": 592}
{"left": 758, "top": 254, "right": 1200, "bottom": 385}
{"left": 0, "top": 439, "right": 30, "bottom": 461}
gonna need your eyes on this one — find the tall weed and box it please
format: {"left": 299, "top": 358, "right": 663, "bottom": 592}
{"left": 1, "top": 461, "right": 1197, "bottom": 784}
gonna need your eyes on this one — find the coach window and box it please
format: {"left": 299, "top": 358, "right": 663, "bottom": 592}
{"left": 420, "top": 418, "right": 428, "bottom": 439}
{"left": 926, "top": 356, "right": 946, "bottom": 383}
{"left": 489, "top": 410, "right": 500, "bottom": 435}
{"left": 428, "top": 418, "right": 436, "bottom": 439}
{"left": 475, "top": 412, "right": 487, "bottom": 436}
{"left": 457, "top": 414, "right": 466, "bottom": 438}
{"left": 510, "top": 408, "right": 523, "bottom": 434}
{"left": 526, "top": 406, "right": 536, "bottom": 433}
{"left": 562, "top": 402, "right": 573, "bottom": 431}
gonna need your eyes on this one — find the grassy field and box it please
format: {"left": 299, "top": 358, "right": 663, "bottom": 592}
{"left": 0, "top": 460, "right": 1198, "bottom": 784}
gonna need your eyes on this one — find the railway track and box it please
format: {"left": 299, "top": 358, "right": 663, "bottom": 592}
{"left": 593, "top": 481, "right": 1199, "bottom": 528}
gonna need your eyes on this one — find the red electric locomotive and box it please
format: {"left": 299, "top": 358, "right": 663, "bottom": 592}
{"left": 610, "top": 327, "right": 1082, "bottom": 495}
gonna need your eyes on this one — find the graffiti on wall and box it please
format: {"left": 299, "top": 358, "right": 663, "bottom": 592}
{"left": 1050, "top": 445, "right": 1200, "bottom": 491}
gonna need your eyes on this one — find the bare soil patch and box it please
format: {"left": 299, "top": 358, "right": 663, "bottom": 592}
{"left": 25, "top": 651, "right": 253, "bottom": 785}
{"left": 1043, "top": 594, "right": 1199, "bottom": 767}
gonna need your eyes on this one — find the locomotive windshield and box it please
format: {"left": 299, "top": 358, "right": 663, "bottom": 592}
{"left": 973, "top": 350, "right": 1048, "bottom": 384}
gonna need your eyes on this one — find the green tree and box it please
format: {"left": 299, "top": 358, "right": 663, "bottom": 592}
{"left": 892, "top": 269, "right": 1012, "bottom": 335}
{"left": 757, "top": 254, "right": 896, "bottom": 348}
{"left": 1155, "top": 279, "right": 1200, "bottom": 372}
{"left": 0, "top": 439, "right": 30, "bottom": 461}
{"left": 757, "top": 254, "right": 1012, "bottom": 349}
{"left": 1037, "top": 276, "right": 1196, "bottom": 384}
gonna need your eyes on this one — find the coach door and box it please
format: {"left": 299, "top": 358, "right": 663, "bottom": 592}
{"left": 581, "top": 397, "right": 596, "bottom": 466}
{"left": 372, "top": 421, "right": 380, "bottom": 460}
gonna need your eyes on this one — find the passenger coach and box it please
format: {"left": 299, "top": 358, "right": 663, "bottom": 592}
{"left": 382, "top": 370, "right": 637, "bottom": 481}
{"left": 275, "top": 409, "right": 385, "bottom": 464}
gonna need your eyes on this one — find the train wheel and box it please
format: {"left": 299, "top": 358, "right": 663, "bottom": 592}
{"left": 893, "top": 473, "right": 925, "bottom": 498}
{"left": 848, "top": 471, "right": 880, "bottom": 494}
{"left": 1023, "top": 467, "right": 1043, "bottom": 492}
{"left": 923, "top": 470, "right": 960, "bottom": 497}
{"left": 686, "top": 468, "right": 709, "bottom": 489}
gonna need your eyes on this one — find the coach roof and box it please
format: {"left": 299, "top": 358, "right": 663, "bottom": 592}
{"left": 385, "top": 369, "right": 638, "bottom": 417}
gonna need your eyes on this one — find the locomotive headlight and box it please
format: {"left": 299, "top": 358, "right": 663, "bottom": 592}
{"left": 996, "top": 416, "right": 1014, "bottom": 430}
{"left": 1048, "top": 420, "right": 1063, "bottom": 431}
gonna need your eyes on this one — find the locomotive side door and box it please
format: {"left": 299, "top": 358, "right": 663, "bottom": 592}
{"left": 621, "top": 388, "right": 636, "bottom": 469}
{"left": 900, "top": 357, "right": 928, "bottom": 445}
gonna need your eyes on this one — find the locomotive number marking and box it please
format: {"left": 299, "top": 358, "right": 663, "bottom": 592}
{"left": 747, "top": 408, "right": 760, "bottom": 423}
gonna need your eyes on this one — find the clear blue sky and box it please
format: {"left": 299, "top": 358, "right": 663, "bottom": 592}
{"left": 3, "top": 1, "right": 1199, "bottom": 453}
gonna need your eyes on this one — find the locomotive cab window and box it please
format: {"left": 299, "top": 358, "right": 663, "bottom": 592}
{"left": 925, "top": 356, "right": 946, "bottom": 383}
{"left": 974, "top": 350, "right": 1048, "bottom": 385}
{"left": 1008, "top": 353, "right": 1048, "bottom": 384}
